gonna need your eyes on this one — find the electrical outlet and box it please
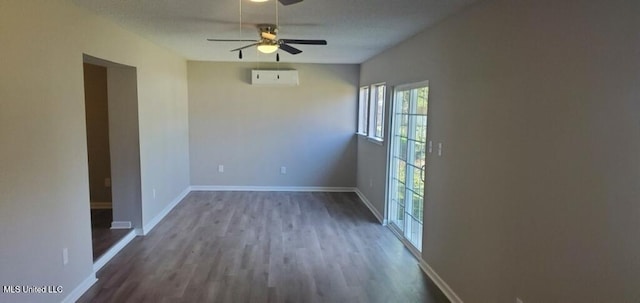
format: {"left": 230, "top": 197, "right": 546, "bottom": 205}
{"left": 369, "top": 178, "right": 373, "bottom": 188}
{"left": 437, "top": 142, "right": 443, "bottom": 156}
{"left": 153, "top": 188, "right": 156, "bottom": 199}
{"left": 280, "top": 166, "right": 287, "bottom": 174}
{"left": 62, "top": 248, "right": 68, "bottom": 265}
{"left": 218, "top": 165, "right": 224, "bottom": 173}
{"left": 516, "top": 298, "right": 523, "bottom": 303}
{"left": 428, "top": 141, "right": 433, "bottom": 153}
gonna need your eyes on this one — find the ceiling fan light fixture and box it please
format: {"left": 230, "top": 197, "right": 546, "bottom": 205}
{"left": 261, "top": 32, "right": 277, "bottom": 40}
{"left": 257, "top": 44, "right": 279, "bottom": 54}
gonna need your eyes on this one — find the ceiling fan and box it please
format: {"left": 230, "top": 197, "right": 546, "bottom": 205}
{"left": 275, "top": 0, "right": 304, "bottom": 5}
{"left": 248, "top": 0, "right": 303, "bottom": 5}
{"left": 207, "top": 24, "right": 327, "bottom": 59}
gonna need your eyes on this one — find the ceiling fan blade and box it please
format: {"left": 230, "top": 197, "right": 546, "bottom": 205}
{"left": 231, "top": 43, "right": 259, "bottom": 52}
{"left": 280, "top": 39, "right": 327, "bottom": 45}
{"left": 207, "top": 39, "right": 258, "bottom": 42}
{"left": 278, "top": 0, "right": 303, "bottom": 5}
{"left": 279, "top": 43, "right": 302, "bottom": 55}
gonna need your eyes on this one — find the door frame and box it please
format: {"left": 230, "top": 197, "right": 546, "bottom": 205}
{"left": 385, "top": 80, "right": 430, "bottom": 258}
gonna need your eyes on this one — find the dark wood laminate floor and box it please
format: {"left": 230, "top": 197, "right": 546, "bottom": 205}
{"left": 91, "top": 209, "right": 131, "bottom": 260}
{"left": 79, "top": 192, "right": 449, "bottom": 303}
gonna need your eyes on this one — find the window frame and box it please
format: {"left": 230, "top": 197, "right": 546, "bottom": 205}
{"left": 369, "top": 83, "right": 387, "bottom": 142}
{"left": 357, "top": 86, "right": 370, "bottom": 136}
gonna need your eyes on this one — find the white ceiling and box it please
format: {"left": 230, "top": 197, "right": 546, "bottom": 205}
{"left": 72, "top": 0, "right": 478, "bottom": 64}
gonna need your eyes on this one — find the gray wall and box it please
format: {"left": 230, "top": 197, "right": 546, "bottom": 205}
{"left": 0, "top": 1, "right": 190, "bottom": 302}
{"left": 358, "top": 0, "right": 640, "bottom": 302}
{"left": 82, "top": 60, "right": 144, "bottom": 229}
{"left": 106, "top": 64, "right": 143, "bottom": 228}
{"left": 356, "top": 136, "right": 387, "bottom": 217}
{"left": 188, "top": 62, "right": 358, "bottom": 188}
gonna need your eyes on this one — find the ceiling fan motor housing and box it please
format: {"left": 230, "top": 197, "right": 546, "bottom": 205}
{"left": 208, "top": 23, "right": 326, "bottom": 57}
{"left": 258, "top": 24, "right": 278, "bottom": 41}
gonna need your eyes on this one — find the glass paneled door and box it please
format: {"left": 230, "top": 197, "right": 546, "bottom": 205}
{"left": 388, "top": 82, "right": 429, "bottom": 252}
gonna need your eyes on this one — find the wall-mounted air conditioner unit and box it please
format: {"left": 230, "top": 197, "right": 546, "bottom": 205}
{"left": 251, "top": 70, "right": 299, "bottom": 86}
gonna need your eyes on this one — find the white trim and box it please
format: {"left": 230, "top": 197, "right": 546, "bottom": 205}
{"left": 90, "top": 202, "right": 112, "bottom": 209}
{"left": 110, "top": 221, "right": 132, "bottom": 229}
{"left": 357, "top": 86, "right": 370, "bottom": 135}
{"left": 192, "top": 186, "right": 390, "bottom": 226}
{"left": 366, "top": 136, "right": 384, "bottom": 145}
{"left": 369, "top": 82, "right": 387, "bottom": 141}
{"left": 70, "top": 186, "right": 392, "bottom": 302}
{"left": 387, "top": 223, "right": 421, "bottom": 259}
{"left": 385, "top": 92, "right": 395, "bottom": 230}
{"left": 354, "top": 188, "right": 385, "bottom": 224}
{"left": 190, "top": 186, "right": 355, "bottom": 193}
{"left": 419, "top": 260, "right": 464, "bottom": 303}
{"left": 387, "top": 219, "right": 464, "bottom": 303}
{"left": 395, "top": 80, "right": 430, "bottom": 92}
{"left": 93, "top": 230, "right": 137, "bottom": 272}
{"left": 60, "top": 273, "right": 97, "bottom": 303}
{"left": 141, "top": 187, "right": 190, "bottom": 235}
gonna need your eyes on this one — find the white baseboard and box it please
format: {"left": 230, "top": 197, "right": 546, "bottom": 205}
{"left": 70, "top": 186, "right": 392, "bottom": 303}
{"left": 387, "top": 224, "right": 422, "bottom": 260}
{"left": 190, "top": 185, "right": 356, "bottom": 192}
{"left": 354, "top": 188, "right": 385, "bottom": 224}
{"left": 90, "top": 202, "right": 112, "bottom": 209}
{"left": 191, "top": 186, "right": 390, "bottom": 226}
{"left": 110, "top": 221, "right": 132, "bottom": 229}
{"left": 141, "top": 187, "right": 190, "bottom": 235}
{"left": 93, "top": 229, "right": 137, "bottom": 272}
{"left": 419, "top": 260, "right": 464, "bottom": 303}
{"left": 60, "top": 273, "right": 97, "bottom": 303}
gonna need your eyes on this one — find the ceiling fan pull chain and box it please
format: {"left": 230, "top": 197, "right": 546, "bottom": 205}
{"left": 239, "top": 0, "right": 243, "bottom": 60}
{"left": 207, "top": 0, "right": 324, "bottom": 59}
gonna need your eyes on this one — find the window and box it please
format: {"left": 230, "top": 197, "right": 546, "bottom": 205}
{"left": 356, "top": 83, "right": 387, "bottom": 143}
{"left": 370, "top": 83, "right": 386, "bottom": 140}
{"left": 387, "top": 81, "right": 429, "bottom": 252}
{"left": 357, "top": 86, "right": 370, "bottom": 135}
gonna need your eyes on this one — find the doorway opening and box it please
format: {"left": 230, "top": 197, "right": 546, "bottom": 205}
{"left": 83, "top": 55, "right": 142, "bottom": 262}
{"left": 386, "top": 81, "right": 429, "bottom": 256}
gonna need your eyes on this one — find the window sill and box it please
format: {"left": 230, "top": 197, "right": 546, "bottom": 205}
{"left": 356, "top": 133, "right": 384, "bottom": 145}
{"left": 366, "top": 137, "right": 384, "bottom": 145}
